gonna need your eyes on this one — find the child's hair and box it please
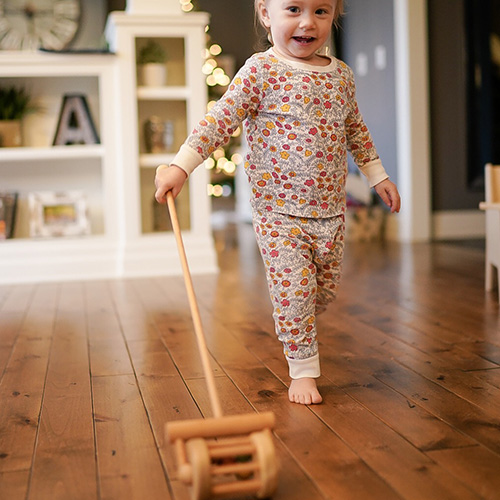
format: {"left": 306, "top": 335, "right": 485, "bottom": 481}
{"left": 254, "top": 0, "right": 344, "bottom": 31}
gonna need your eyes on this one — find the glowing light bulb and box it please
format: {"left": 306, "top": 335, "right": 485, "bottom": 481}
{"left": 224, "top": 161, "right": 236, "bottom": 174}
{"left": 204, "top": 158, "right": 215, "bottom": 169}
{"left": 213, "top": 148, "right": 225, "bottom": 160}
{"left": 209, "top": 44, "right": 222, "bottom": 56}
{"left": 231, "top": 153, "right": 243, "bottom": 165}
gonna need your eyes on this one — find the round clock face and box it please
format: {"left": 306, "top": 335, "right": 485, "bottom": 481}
{"left": 0, "top": 1, "right": 80, "bottom": 51}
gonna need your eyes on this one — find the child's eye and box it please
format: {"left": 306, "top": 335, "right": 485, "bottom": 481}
{"left": 287, "top": 6, "right": 300, "bottom": 13}
{"left": 316, "top": 8, "right": 328, "bottom": 15}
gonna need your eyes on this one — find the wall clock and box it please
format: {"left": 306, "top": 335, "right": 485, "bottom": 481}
{"left": 0, "top": 1, "right": 80, "bottom": 51}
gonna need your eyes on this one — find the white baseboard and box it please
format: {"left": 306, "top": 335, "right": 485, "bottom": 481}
{"left": 433, "top": 210, "right": 485, "bottom": 240}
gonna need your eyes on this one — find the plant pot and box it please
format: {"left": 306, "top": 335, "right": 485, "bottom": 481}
{"left": 139, "top": 63, "right": 167, "bottom": 87}
{"left": 0, "top": 120, "right": 22, "bottom": 147}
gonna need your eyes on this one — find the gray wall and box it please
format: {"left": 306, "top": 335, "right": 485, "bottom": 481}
{"left": 198, "top": 0, "right": 259, "bottom": 69}
{"left": 428, "top": 0, "right": 482, "bottom": 211}
{"left": 341, "top": 0, "right": 398, "bottom": 184}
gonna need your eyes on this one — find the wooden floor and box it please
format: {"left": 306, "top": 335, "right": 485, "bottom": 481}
{"left": 1, "top": 221, "right": 500, "bottom": 500}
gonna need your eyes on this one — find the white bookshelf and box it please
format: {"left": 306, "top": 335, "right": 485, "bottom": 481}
{"left": 0, "top": 51, "right": 121, "bottom": 283}
{"left": 0, "top": 7, "right": 217, "bottom": 283}
{"left": 105, "top": 10, "right": 217, "bottom": 278}
{"left": 0, "top": 144, "right": 105, "bottom": 162}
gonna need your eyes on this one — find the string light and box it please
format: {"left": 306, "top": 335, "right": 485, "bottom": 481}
{"left": 204, "top": 158, "right": 215, "bottom": 169}
{"left": 231, "top": 153, "right": 243, "bottom": 165}
{"left": 180, "top": 0, "right": 194, "bottom": 12}
{"left": 209, "top": 44, "right": 222, "bottom": 56}
{"left": 199, "top": 15, "right": 241, "bottom": 198}
{"left": 207, "top": 184, "right": 232, "bottom": 197}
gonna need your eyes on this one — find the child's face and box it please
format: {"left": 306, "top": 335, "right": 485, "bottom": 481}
{"left": 258, "top": 0, "right": 336, "bottom": 64}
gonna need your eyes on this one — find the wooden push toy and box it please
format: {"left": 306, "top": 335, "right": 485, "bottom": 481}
{"left": 165, "top": 191, "right": 279, "bottom": 500}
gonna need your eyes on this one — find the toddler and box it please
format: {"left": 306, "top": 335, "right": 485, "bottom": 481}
{"left": 155, "top": 0, "right": 401, "bottom": 405}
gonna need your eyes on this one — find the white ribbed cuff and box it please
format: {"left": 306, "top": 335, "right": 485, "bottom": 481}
{"left": 171, "top": 144, "right": 204, "bottom": 176}
{"left": 359, "top": 159, "right": 389, "bottom": 187}
{"left": 287, "top": 354, "right": 321, "bottom": 379}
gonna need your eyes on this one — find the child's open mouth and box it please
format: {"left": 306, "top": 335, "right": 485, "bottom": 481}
{"left": 293, "top": 36, "right": 315, "bottom": 45}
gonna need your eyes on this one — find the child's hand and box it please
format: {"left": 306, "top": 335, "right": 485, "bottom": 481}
{"left": 374, "top": 179, "right": 401, "bottom": 213}
{"left": 154, "top": 164, "right": 188, "bottom": 204}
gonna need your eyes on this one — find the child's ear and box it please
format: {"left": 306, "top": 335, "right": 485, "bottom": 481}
{"left": 258, "top": 1, "right": 272, "bottom": 28}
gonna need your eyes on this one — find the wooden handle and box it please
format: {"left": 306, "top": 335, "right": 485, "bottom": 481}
{"left": 166, "top": 191, "right": 223, "bottom": 419}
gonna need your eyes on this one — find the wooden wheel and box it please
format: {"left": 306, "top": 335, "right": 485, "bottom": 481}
{"left": 251, "top": 430, "right": 279, "bottom": 498}
{"left": 186, "top": 438, "right": 212, "bottom": 500}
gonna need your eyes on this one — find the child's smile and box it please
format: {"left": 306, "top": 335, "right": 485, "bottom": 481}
{"left": 293, "top": 35, "right": 316, "bottom": 45}
{"left": 259, "top": 0, "right": 336, "bottom": 65}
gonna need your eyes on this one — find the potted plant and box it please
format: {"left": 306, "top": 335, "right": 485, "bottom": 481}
{"left": 137, "top": 40, "right": 168, "bottom": 87}
{"left": 0, "top": 86, "right": 34, "bottom": 147}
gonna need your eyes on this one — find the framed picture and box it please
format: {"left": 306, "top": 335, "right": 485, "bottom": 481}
{"left": 0, "top": 191, "right": 18, "bottom": 239}
{"left": 29, "top": 191, "right": 90, "bottom": 238}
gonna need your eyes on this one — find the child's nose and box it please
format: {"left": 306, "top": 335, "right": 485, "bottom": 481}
{"left": 299, "top": 13, "right": 316, "bottom": 29}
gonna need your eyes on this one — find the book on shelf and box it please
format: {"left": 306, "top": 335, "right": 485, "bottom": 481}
{"left": 0, "top": 191, "right": 18, "bottom": 239}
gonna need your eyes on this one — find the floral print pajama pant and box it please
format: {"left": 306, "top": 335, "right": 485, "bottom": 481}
{"left": 253, "top": 209, "right": 345, "bottom": 379}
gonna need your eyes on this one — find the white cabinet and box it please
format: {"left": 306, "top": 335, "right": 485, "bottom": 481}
{"left": 0, "top": 10, "right": 217, "bottom": 283}
{"left": 105, "top": 11, "right": 217, "bottom": 278}
{"left": 0, "top": 52, "right": 122, "bottom": 283}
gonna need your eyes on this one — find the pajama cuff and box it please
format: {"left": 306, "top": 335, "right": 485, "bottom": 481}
{"left": 287, "top": 354, "right": 321, "bottom": 379}
{"left": 358, "top": 159, "right": 389, "bottom": 188}
{"left": 171, "top": 144, "right": 204, "bottom": 176}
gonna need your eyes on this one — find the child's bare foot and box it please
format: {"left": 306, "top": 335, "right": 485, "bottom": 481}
{"left": 289, "top": 378, "right": 323, "bottom": 405}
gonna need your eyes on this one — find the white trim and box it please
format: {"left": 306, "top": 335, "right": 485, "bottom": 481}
{"left": 394, "top": 0, "right": 432, "bottom": 241}
{"left": 433, "top": 210, "right": 485, "bottom": 240}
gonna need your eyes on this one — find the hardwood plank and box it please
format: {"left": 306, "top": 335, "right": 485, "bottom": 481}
{"left": 0, "top": 313, "right": 23, "bottom": 378}
{"left": 340, "top": 243, "right": 499, "bottom": 340}
{"left": 93, "top": 374, "right": 172, "bottom": 500}
{"left": 29, "top": 282, "right": 97, "bottom": 500}
{"left": 108, "top": 280, "right": 157, "bottom": 343}
{"left": 122, "top": 335, "right": 204, "bottom": 486}
{"left": 0, "top": 284, "right": 13, "bottom": 308}
{"left": 471, "top": 368, "right": 500, "bottom": 390}
{"left": 331, "top": 297, "right": 499, "bottom": 371}
{"left": 457, "top": 340, "right": 500, "bottom": 366}
{"left": 316, "top": 309, "right": 500, "bottom": 417}
{"left": 378, "top": 344, "right": 500, "bottom": 415}
{"left": 426, "top": 445, "right": 500, "bottom": 500}
{"left": 0, "top": 284, "right": 57, "bottom": 473}
{"left": 319, "top": 354, "right": 474, "bottom": 452}
{"left": 133, "top": 277, "right": 223, "bottom": 382}
{"left": 314, "top": 385, "right": 480, "bottom": 500}
{"left": 0, "top": 470, "right": 30, "bottom": 500}
{"left": 0, "top": 284, "right": 36, "bottom": 378}
{"left": 85, "top": 281, "right": 133, "bottom": 376}
{"left": 373, "top": 360, "right": 500, "bottom": 455}
{"left": 126, "top": 338, "right": 206, "bottom": 492}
